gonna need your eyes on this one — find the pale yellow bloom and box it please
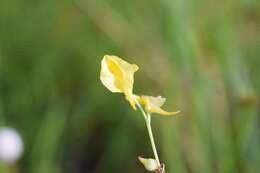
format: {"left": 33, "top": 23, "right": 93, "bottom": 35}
{"left": 100, "top": 55, "right": 139, "bottom": 109}
{"left": 139, "top": 95, "right": 180, "bottom": 115}
{"left": 138, "top": 156, "right": 160, "bottom": 172}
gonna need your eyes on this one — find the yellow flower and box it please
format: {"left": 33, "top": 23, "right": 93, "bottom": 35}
{"left": 139, "top": 95, "right": 180, "bottom": 115}
{"left": 100, "top": 55, "right": 139, "bottom": 109}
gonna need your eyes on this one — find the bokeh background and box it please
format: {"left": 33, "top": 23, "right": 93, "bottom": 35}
{"left": 0, "top": 0, "right": 259, "bottom": 172}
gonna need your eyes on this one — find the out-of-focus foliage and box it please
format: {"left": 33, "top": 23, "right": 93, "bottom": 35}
{"left": 0, "top": 0, "right": 259, "bottom": 173}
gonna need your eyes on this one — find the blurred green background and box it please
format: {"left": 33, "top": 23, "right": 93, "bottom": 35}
{"left": 0, "top": 0, "right": 259, "bottom": 172}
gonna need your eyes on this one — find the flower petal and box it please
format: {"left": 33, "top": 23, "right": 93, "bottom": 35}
{"left": 148, "top": 106, "right": 180, "bottom": 116}
{"left": 139, "top": 95, "right": 180, "bottom": 116}
{"left": 100, "top": 56, "right": 122, "bottom": 93}
{"left": 147, "top": 96, "right": 166, "bottom": 107}
{"left": 100, "top": 55, "right": 139, "bottom": 109}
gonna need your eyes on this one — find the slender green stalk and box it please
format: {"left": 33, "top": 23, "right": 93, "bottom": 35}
{"left": 136, "top": 102, "right": 147, "bottom": 120}
{"left": 136, "top": 101, "right": 161, "bottom": 167}
{"left": 146, "top": 113, "right": 161, "bottom": 166}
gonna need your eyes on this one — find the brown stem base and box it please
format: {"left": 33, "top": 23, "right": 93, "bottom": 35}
{"left": 155, "top": 164, "right": 165, "bottom": 173}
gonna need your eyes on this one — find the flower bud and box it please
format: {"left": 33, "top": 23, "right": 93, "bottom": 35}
{"left": 138, "top": 156, "right": 160, "bottom": 172}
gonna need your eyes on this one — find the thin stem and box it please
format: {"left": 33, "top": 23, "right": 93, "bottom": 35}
{"left": 136, "top": 101, "right": 147, "bottom": 120}
{"left": 135, "top": 100, "right": 161, "bottom": 167}
{"left": 146, "top": 113, "right": 161, "bottom": 166}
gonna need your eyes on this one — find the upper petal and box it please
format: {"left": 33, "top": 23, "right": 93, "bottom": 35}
{"left": 100, "top": 55, "right": 139, "bottom": 109}
{"left": 100, "top": 55, "right": 139, "bottom": 93}
{"left": 100, "top": 56, "right": 122, "bottom": 93}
